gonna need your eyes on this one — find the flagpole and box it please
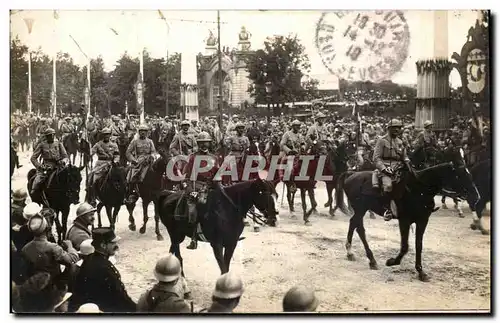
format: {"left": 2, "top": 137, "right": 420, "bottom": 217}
{"left": 52, "top": 12, "right": 58, "bottom": 118}
{"left": 23, "top": 17, "right": 34, "bottom": 114}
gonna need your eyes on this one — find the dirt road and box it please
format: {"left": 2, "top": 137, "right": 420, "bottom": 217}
{"left": 11, "top": 151, "right": 491, "bottom": 313}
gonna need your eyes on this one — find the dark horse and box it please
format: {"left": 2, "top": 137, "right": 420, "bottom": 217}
{"left": 281, "top": 139, "right": 326, "bottom": 225}
{"left": 157, "top": 178, "right": 278, "bottom": 275}
{"left": 467, "top": 158, "right": 491, "bottom": 235}
{"left": 125, "top": 151, "right": 169, "bottom": 241}
{"left": 27, "top": 165, "right": 84, "bottom": 242}
{"left": 323, "top": 140, "right": 349, "bottom": 216}
{"left": 63, "top": 133, "right": 80, "bottom": 165}
{"left": 91, "top": 158, "right": 128, "bottom": 230}
{"left": 334, "top": 148, "right": 479, "bottom": 282}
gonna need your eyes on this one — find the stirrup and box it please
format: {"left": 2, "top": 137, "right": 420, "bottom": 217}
{"left": 383, "top": 210, "right": 393, "bottom": 221}
{"left": 187, "top": 240, "right": 198, "bottom": 250}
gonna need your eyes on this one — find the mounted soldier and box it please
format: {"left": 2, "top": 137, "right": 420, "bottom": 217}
{"left": 306, "top": 112, "right": 328, "bottom": 142}
{"left": 355, "top": 120, "right": 372, "bottom": 170}
{"left": 125, "top": 124, "right": 157, "bottom": 204}
{"left": 170, "top": 120, "right": 198, "bottom": 156}
{"left": 224, "top": 122, "right": 250, "bottom": 183}
{"left": 29, "top": 128, "right": 69, "bottom": 197}
{"left": 372, "top": 119, "right": 411, "bottom": 221}
{"left": 280, "top": 120, "right": 305, "bottom": 189}
{"left": 60, "top": 116, "right": 76, "bottom": 142}
{"left": 110, "top": 116, "right": 125, "bottom": 143}
{"left": 181, "top": 132, "right": 220, "bottom": 250}
{"left": 85, "top": 128, "right": 120, "bottom": 206}
{"left": 413, "top": 120, "right": 438, "bottom": 166}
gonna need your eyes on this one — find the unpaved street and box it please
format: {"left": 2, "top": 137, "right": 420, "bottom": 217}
{"left": 12, "top": 151, "right": 491, "bottom": 312}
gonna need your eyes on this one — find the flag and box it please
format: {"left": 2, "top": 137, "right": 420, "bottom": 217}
{"left": 23, "top": 18, "right": 34, "bottom": 34}
{"left": 53, "top": 10, "right": 59, "bottom": 20}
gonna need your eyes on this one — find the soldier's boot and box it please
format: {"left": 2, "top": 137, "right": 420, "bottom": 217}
{"left": 124, "top": 183, "right": 138, "bottom": 204}
{"left": 30, "top": 177, "right": 42, "bottom": 197}
{"left": 382, "top": 195, "right": 394, "bottom": 221}
{"left": 187, "top": 206, "right": 198, "bottom": 250}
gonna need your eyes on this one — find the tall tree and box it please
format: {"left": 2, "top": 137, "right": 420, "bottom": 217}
{"left": 10, "top": 37, "right": 29, "bottom": 112}
{"left": 246, "top": 35, "right": 319, "bottom": 106}
{"left": 56, "top": 52, "right": 84, "bottom": 113}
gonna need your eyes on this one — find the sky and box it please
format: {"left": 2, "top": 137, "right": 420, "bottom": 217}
{"left": 10, "top": 10, "right": 480, "bottom": 87}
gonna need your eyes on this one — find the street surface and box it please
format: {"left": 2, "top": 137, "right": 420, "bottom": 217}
{"left": 11, "top": 151, "right": 491, "bottom": 312}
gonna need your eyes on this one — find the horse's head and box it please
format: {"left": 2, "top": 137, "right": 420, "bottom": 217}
{"left": 60, "top": 164, "right": 84, "bottom": 204}
{"left": 250, "top": 178, "right": 279, "bottom": 226}
{"left": 443, "top": 147, "right": 480, "bottom": 209}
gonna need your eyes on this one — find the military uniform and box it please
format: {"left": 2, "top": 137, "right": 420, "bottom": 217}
{"left": 60, "top": 121, "right": 75, "bottom": 141}
{"left": 126, "top": 135, "right": 156, "bottom": 183}
{"left": 66, "top": 221, "right": 92, "bottom": 251}
{"left": 71, "top": 252, "right": 136, "bottom": 312}
{"left": 30, "top": 132, "right": 68, "bottom": 194}
{"left": 226, "top": 134, "right": 250, "bottom": 158}
{"left": 169, "top": 132, "right": 198, "bottom": 156}
{"left": 306, "top": 123, "right": 328, "bottom": 141}
{"left": 280, "top": 130, "right": 304, "bottom": 156}
{"left": 136, "top": 283, "right": 191, "bottom": 313}
{"left": 87, "top": 139, "right": 119, "bottom": 186}
{"left": 110, "top": 122, "right": 125, "bottom": 143}
{"left": 373, "top": 134, "right": 408, "bottom": 193}
{"left": 22, "top": 236, "right": 79, "bottom": 279}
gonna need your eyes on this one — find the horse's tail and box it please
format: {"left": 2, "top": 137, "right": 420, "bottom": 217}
{"left": 335, "top": 171, "right": 353, "bottom": 215}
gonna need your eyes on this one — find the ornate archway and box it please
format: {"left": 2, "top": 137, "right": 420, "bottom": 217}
{"left": 210, "top": 70, "right": 232, "bottom": 110}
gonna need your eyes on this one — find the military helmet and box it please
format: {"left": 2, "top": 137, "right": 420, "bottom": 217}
{"left": 423, "top": 120, "right": 434, "bottom": 128}
{"left": 197, "top": 131, "right": 212, "bottom": 142}
{"left": 76, "top": 202, "right": 97, "bottom": 218}
{"left": 76, "top": 303, "right": 102, "bottom": 313}
{"left": 316, "top": 112, "right": 326, "bottom": 119}
{"left": 138, "top": 124, "right": 149, "bottom": 131}
{"left": 387, "top": 119, "right": 403, "bottom": 128}
{"left": 291, "top": 119, "right": 301, "bottom": 126}
{"left": 44, "top": 128, "right": 56, "bottom": 136}
{"left": 12, "top": 188, "right": 28, "bottom": 202}
{"left": 282, "top": 286, "right": 319, "bottom": 312}
{"left": 180, "top": 120, "right": 191, "bottom": 126}
{"left": 23, "top": 202, "right": 42, "bottom": 220}
{"left": 154, "top": 254, "right": 182, "bottom": 283}
{"left": 27, "top": 214, "right": 49, "bottom": 236}
{"left": 112, "top": 116, "right": 119, "bottom": 121}
{"left": 65, "top": 116, "right": 71, "bottom": 120}
{"left": 235, "top": 122, "right": 245, "bottom": 129}
{"left": 212, "top": 271, "right": 244, "bottom": 299}
{"left": 101, "top": 128, "right": 111, "bottom": 135}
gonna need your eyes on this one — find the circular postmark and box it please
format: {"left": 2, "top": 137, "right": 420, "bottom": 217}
{"left": 315, "top": 11, "right": 410, "bottom": 83}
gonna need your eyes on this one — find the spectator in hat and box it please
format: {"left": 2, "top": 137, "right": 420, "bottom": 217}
{"left": 282, "top": 286, "right": 319, "bottom": 312}
{"left": 12, "top": 202, "right": 38, "bottom": 252}
{"left": 70, "top": 227, "right": 136, "bottom": 313}
{"left": 201, "top": 271, "right": 244, "bottom": 313}
{"left": 21, "top": 212, "right": 79, "bottom": 283}
{"left": 66, "top": 203, "right": 96, "bottom": 250}
{"left": 137, "top": 254, "right": 191, "bottom": 313}
{"left": 15, "top": 272, "right": 73, "bottom": 313}
{"left": 76, "top": 303, "right": 103, "bottom": 313}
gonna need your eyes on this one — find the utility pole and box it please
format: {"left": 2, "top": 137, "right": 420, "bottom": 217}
{"left": 217, "top": 10, "right": 223, "bottom": 128}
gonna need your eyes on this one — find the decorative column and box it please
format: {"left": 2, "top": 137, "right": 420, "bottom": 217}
{"left": 180, "top": 52, "right": 199, "bottom": 121}
{"left": 415, "top": 59, "right": 452, "bottom": 130}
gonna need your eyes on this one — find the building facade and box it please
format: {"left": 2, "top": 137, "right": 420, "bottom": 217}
{"left": 197, "top": 27, "right": 255, "bottom": 114}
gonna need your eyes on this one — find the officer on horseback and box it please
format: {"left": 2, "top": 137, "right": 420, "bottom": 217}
{"left": 413, "top": 120, "right": 437, "bottom": 166}
{"left": 372, "top": 119, "right": 410, "bottom": 221}
{"left": 85, "top": 128, "right": 120, "bottom": 206}
{"left": 110, "top": 116, "right": 125, "bottom": 143}
{"left": 30, "top": 128, "right": 69, "bottom": 197}
{"left": 169, "top": 120, "right": 198, "bottom": 156}
{"left": 306, "top": 112, "right": 328, "bottom": 141}
{"left": 60, "top": 116, "right": 75, "bottom": 142}
{"left": 125, "top": 124, "right": 157, "bottom": 204}
{"left": 182, "top": 132, "right": 220, "bottom": 250}
{"left": 225, "top": 122, "right": 250, "bottom": 183}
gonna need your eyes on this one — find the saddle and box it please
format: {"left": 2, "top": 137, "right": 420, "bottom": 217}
{"left": 174, "top": 184, "right": 210, "bottom": 221}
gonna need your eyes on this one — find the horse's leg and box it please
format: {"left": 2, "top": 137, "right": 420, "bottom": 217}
{"left": 309, "top": 186, "right": 318, "bottom": 212}
{"left": 139, "top": 199, "right": 149, "bottom": 234}
{"left": 105, "top": 205, "right": 113, "bottom": 230}
{"left": 61, "top": 207, "right": 70, "bottom": 241}
{"left": 53, "top": 212, "right": 63, "bottom": 243}
{"left": 454, "top": 198, "right": 464, "bottom": 218}
{"left": 355, "top": 214, "right": 378, "bottom": 270}
{"left": 211, "top": 243, "right": 227, "bottom": 274}
{"left": 441, "top": 195, "right": 448, "bottom": 209}
{"left": 112, "top": 206, "right": 121, "bottom": 231}
{"left": 324, "top": 181, "right": 333, "bottom": 208}
{"left": 153, "top": 201, "right": 164, "bottom": 241}
{"left": 127, "top": 203, "right": 136, "bottom": 231}
{"left": 300, "top": 189, "right": 310, "bottom": 225}
{"left": 96, "top": 202, "right": 104, "bottom": 228}
{"left": 386, "top": 218, "right": 411, "bottom": 267}
{"left": 169, "top": 243, "right": 185, "bottom": 277}
{"left": 415, "top": 216, "right": 430, "bottom": 282}
{"left": 470, "top": 199, "right": 489, "bottom": 235}
{"left": 223, "top": 242, "right": 238, "bottom": 273}
{"left": 346, "top": 211, "right": 362, "bottom": 261}
{"left": 286, "top": 184, "right": 296, "bottom": 218}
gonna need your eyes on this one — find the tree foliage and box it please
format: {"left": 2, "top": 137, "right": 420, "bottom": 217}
{"left": 246, "top": 35, "right": 319, "bottom": 105}
{"left": 10, "top": 39, "right": 182, "bottom": 117}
